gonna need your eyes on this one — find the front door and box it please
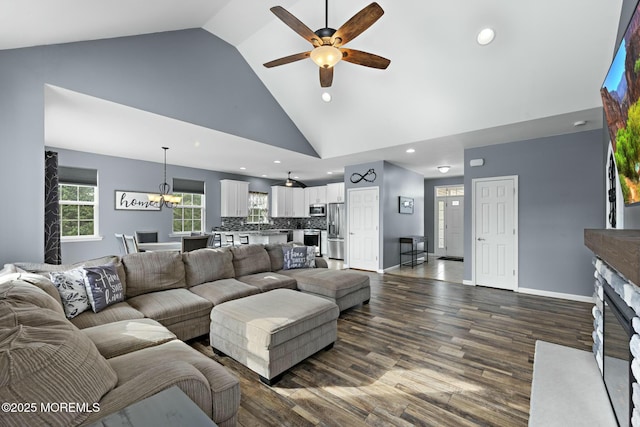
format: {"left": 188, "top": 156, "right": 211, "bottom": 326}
{"left": 445, "top": 196, "right": 464, "bottom": 257}
{"left": 473, "top": 176, "right": 518, "bottom": 290}
{"left": 347, "top": 187, "right": 379, "bottom": 271}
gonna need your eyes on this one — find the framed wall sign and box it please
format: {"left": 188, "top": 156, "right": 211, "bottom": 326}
{"left": 115, "top": 190, "right": 161, "bottom": 211}
{"left": 399, "top": 196, "right": 414, "bottom": 214}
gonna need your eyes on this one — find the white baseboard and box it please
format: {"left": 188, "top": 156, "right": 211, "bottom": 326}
{"left": 462, "top": 280, "right": 474, "bottom": 286}
{"left": 518, "top": 287, "right": 594, "bottom": 303}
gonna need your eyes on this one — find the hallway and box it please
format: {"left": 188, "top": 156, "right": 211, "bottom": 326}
{"left": 326, "top": 256, "right": 464, "bottom": 284}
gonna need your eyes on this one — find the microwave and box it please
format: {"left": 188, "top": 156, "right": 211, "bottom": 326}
{"left": 309, "top": 204, "right": 326, "bottom": 217}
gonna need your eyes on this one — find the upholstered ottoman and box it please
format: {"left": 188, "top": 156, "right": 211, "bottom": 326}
{"left": 210, "top": 289, "right": 339, "bottom": 385}
{"left": 279, "top": 268, "right": 371, "bottom": 312}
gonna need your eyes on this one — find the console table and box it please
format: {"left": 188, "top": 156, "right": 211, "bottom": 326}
{"left": 399, "top": 235, "right": 428, "bottom": 268}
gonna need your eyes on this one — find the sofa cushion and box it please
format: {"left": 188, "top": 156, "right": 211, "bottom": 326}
{"left": 122, "top": 251, "right": 186, "bottom": 298}
{"left": 70, "top": 301, "right": 145, "bottom": 329}
{"left": 190, "top": 278, "right": 261, "bottom": 306}
{"left": 0, "top": 276, "right": 65, "bottom": 316}
{"left": 49, "top": 267, "right": 91, "bottom": 318}
{"left": 14, "top": 255, "right": 127, "bottom": 296}
{"left": 0, "top": 295, "right": 117, "bottom": 427}
{"left": 0, "top": 272, "right": 64, "bottom": 308}
{"left": 82, "top": 318, "right": 177, "bottom": 359}
{"left": 264, "top": 243, "right": 294, "bottom": 272}
{"left": 236, "top": 272, "right": 297, "bottom": 292}
{"left": 127, "top": 288, "right": 212, "bottom": 327}
{"left": 105, "top": 339, "right": 240, "bottom": 424}
{"left": 82, "top": 264, "right": 125, "bottom": 312}
{"left": 282, "top": 246, "right": 316, "bottom": 270}
{"left": 280, "top": 269, "right": 370, "bottom": 299}
{"left": 230, "top": 244, "right": 271, "bottom": 277}
{"left": 182, "top": 248, "right": 235, "bottom": 287}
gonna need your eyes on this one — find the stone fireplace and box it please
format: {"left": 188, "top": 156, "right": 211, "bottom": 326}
{"left": 585, "top": 229, "right": 640, "bottom": 427}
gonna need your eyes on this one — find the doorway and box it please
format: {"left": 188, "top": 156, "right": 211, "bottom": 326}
{"left": 434, "top": 185, "right": 464, "bottom": 258}
{"left": 472, "top": 176, "right": 518, "bottom": 291}
{"left": 346, "top": 187, "right": 379, "bottom": 271}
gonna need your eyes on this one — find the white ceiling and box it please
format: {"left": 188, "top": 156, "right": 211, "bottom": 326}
{"left": 4, "top": 0, "right": 622, "bottom": 180}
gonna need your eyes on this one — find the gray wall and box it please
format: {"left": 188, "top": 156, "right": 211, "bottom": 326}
{"left": 0, "top": 29, "right": 316, "bottom": 265}
{"left": 55, "top": 148, "right": 276, "bottom": 263}
{"left": 463, "top": 129, "right": 605, "bottom": 297}
{"left": 382, "top": 162, "right": 424, "bottom": 269}
{"left": 344, "top": 161, "right": 424, "bottom": 270}
{"left": 424, "top": 176, "right": 465, "bottom": 253}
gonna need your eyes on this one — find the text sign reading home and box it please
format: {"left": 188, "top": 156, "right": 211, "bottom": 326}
{"left": 115, "top": 191, "right": 161, "bottom": 211}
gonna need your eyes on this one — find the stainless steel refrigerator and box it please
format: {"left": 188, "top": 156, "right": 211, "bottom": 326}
{"left": 327, "top": 203, "right": 345, "bottom": 260}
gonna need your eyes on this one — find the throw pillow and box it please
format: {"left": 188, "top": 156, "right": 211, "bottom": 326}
{"left": 49, "top": 268, "right": 91, "bottom": 319}
{"left": 282, "top": 246, "right": 316, "bottom": 270}
{"left": 82, "top": 264, "right": 124, "bottom": 313}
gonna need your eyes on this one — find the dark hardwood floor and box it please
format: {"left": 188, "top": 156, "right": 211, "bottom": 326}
{"left": 191, "top": 272, "right": 594, "bottom": 426}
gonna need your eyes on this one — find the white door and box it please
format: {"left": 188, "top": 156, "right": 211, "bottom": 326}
{"left": 445, "top": 196, "right": 464, "bottom": 257}
{"left": 473, "top": 177, "right": 518, "bottom": 290}
{"left": 347, "top": 187, "right": 379, "bottom": 271}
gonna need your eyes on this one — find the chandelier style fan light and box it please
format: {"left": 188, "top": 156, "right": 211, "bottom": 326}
{"left": 148, "top": 147, "right": 181, "bottom": 207}
{"left": 276, "top": 171, "right": 307, "bottom": 188}
{"left": 264, "top": 1, "right": 390, "bottom": 87}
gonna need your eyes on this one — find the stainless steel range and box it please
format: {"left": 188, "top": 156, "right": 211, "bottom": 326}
{"left": 303, "top": 229, "right": 321, "bottom": 255}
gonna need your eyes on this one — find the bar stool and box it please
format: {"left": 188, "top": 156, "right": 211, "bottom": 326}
{"left": 239, "top": 235, "right": 250, "bottom": 245}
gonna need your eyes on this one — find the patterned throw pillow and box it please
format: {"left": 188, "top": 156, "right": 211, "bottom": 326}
{"left": 282, "top": 246, "right": 316, "bottom": 270}
{"left": 82, "top": 264, "right": 124, "bottom": 313}
{"left": 49, "top": 268, "right": 91, "bottom": 319}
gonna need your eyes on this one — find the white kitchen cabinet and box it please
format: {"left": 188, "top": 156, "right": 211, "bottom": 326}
{"left": 272, "top": 186, "right": 307, "bottom": 218}
{"left": 305, "top": 186, "right": 327, "bottom": 205}
{"left": 292, "top": 187, "right": 306, "bottom": 217}
{"left": 326, "top": 182, "right": 345, "bottom": 203}
{"left": 220, "top": 180, "right": 249, "bottom": 217}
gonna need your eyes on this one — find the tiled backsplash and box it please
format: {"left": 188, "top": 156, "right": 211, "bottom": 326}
{"left": 216, "top": 217, "right": 327, "bottom": 231}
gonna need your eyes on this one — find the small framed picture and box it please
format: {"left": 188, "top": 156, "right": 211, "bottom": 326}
{"left": 399, "top": 196, "right": 414, "bottom": 214}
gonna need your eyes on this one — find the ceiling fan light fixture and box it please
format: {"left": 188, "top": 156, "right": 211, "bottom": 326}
{"left": 310, "top": 45, "right": 342, "bottom": 68}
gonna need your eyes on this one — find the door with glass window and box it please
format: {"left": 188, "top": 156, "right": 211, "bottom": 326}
{"left": 434, "top": 186, "right": 464, "bottom": 258}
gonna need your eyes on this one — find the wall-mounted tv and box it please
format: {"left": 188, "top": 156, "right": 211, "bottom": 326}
{"left": 602, "top": 1, "right": 640, "bottom": 205}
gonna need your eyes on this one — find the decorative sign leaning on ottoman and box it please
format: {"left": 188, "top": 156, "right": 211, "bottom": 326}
{"left": 210, "top": 289, "right": 339, "bottom": 386}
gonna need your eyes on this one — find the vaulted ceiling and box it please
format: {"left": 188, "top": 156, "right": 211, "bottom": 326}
{"left": 1, "top": 0, "right": 622, "bottom": 179}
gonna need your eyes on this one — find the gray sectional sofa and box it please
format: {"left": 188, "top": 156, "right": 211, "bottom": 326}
{"left": 0, "top": 243, "right": 370, "bottom": 426}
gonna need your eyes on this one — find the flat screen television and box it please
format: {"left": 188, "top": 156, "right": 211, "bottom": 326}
{"left": 602, "top": 1, "right": 640, "bottom": 205}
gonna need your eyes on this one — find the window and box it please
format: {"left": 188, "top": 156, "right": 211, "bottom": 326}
{"left": 247, "top": 192, "right": 268, "bottom": 224}
{"left": 172, "top": 179, "right": 205, "bottom": 234}
{"left": 59, "top": 167, "right": 98, "bottom": 240}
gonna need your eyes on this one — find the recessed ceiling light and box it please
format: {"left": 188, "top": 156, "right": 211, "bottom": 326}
{"left": 438, "top": 165, "right": 451, "bottom": 174}
{"left": 573, "top": 120, "right": 587, "bottom": 127}
{"left": 294, "top": 176, "right": 299, "bottom": 179}
{"left": 327, "top": 171, "right": 333, "bottom": 175}
{"left": 274, "top": 160, "right": 281, "bottom": 164}
{"left": 477, "top": 28, "right": 495, "bottom": 45}
{"left": 194, "top": 141, "right": 201, "bottom": 148}
{"left": 406, "top": 148, "right": 415, "bottom": 153}
{"left": 240, "top": 167, "right": 246, "bottom": 170}
{"left": 261, "top": 174, "right": 268, "bottom": 177}
{"left": 321, "top": 92, "right": 332, "bottom": 102}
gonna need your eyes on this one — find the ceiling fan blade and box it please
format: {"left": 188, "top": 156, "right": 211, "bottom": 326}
{"left": 331, "top": 2, "right": 384, "bottom": 47}
{"left": 264, "top": 52, "right": 311, "bottom": 68}
{"left": 340, "top": 48, "right": 390, "bottom": 69}
{"left": 320, "top": 67, "right": 334, "bottom": 88}
{"left": 270, "top": 6, "right": 320, "bottom": 46}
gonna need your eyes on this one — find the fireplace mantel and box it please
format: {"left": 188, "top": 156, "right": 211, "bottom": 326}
{"left": 585, "top": 229, "right": 640, "bottom": 286}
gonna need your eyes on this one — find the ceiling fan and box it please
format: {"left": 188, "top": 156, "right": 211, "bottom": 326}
{"left": 263, "top": 1, "right": 390, "bottom": 88}
{"left": 275, "top": 171, "right": 307, "bottom": 188}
